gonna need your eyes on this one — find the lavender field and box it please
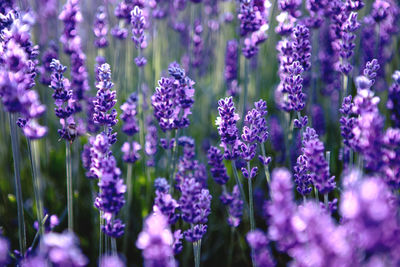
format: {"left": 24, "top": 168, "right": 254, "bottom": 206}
{"left": 0, "top": 0, "right": 400, "bottom": 266}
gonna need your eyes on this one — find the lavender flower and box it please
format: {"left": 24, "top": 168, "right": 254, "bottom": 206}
{"left": 145, "top": 121, "right": 158, "bottom": 166}
{"left": 22, "top": 231, "right": 88, "bottom": 267}
{"left": 311, "top": 104, "right": 326, "bottom": 136}
{"left": 0, "top": 234, "right": 9, "bottom": 266}
{"left": 93, "top": 6, "right": 108, "bottom": 49}
{"left": 337, "top": 12, "right": 360, "bottom": 74}
{"left": 172, "top": 230, "right": 183, "bottom": 255}
{"left": 152, "top": 63, "right": 195, "bottom": 132}
{"left": 292, "top": 24, "right": 311, "bottom": 71}
{"left": 216, "top": 97, "right": 241, "bottom": 160}
{"left": 207, "top": 146, "right": 229, "bottom": 185}
{"left": 121, "top": 92, "right": 139, "bottom": 136}
{"left": 223, "top": 185, "right": 244, "bottom": 227}
{"left": 246, "top": 230, "right": 275, "bottom": 267}
{"left": 136, "top": 212, "right": 176, "bottom": 267}
{"left": 224, "top": 40, "right": 238, "bottom": 93}
{"left": 293, "top": 155, "right": 312, "bottom": 196}
{"left": 387, "top": 70, "right": 400, "bottom": 127}
{"left": 121, "top": 141, "right": 141, "bottom": 163}
{"left": 154, "top": 178, "right": 180, "bottom": 224}
{"left": 238, "top": 0, "right": 262, "bottom": 37}
{"left": 99, "top": 255, "right": 125, "bottom": 267}
{"left": 266, "top": 168, "right": 297, "bottom": 251}
{"left": 93, "top": 63, "right": 117, "bottom": 131}
{"left": 39, "top": 41, "right": 58, "bottom": 86}
{"left": 131, "top": 6, "right": 147, "bottom": 66}
{"left": 301, "top": 127, "right": 335, "bottom": 194}
{"left": 339, "top": 95, "right": 355, "bottom": 148}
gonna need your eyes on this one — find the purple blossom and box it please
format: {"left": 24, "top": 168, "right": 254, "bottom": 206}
{"left": 282, "top": 61, "right": 306, "bottom": 113}
{"left": 152, "top": 63, "right": 195, "bottom": 132}
{"left": 154, "top": 180, "right": 180, "bottom": 224}
{"left": 39, "top": 41, "right": 58, "bottom": 86}
{"left": 0, "top": 234, "right": 9, "bottom": 266}
{"left": 172, "top": 230, "right": 183, "bottom": 255}
{"left": 131, "top": 6, "right": 147, "bottom": 66}
{"left": 93, "top": 6, "right": 108, "bottom": 48}
{"left": 101, "top": 219, "right": 125, "bottom": 238}
{"left": 121, "top": 141, "right": 141, "bottom": 163}
{"left": 279, "top": 0, "right": 302, "bottom": 18}
{"left": 224, "top": 40, "right": 238, "bottom": 84}
{"left": 136, "top": 212, "right": 176, "bottom": 267}
{"left": 339, "top": 95, "right": 355, "bottom": 148}
{"left": 120, "top": 93, "right": 139, "bottom": 136}
{"left": 216, "top": 97, "right": 241, "bottom": 160}
{"left": 99, "top": 255, "right": 125, "bottom": 267}
{"left": 301, "top": 127, "right": 335, "bottom": 194}
{"left": 293, "top": 155, "right": 312, "bottom": 196}
{"left": 145, "top": 121, "right": 158, "bottom": 166}
{"left": 266, "top": 168, "right": 297, "bottom": 251}
{"left": 224, "top": 185, "right": 244, "bottom": 227}
{"left": 238, "top": 0, "right": 262, "bottom": 37}
{"left": 207, "top": 146, "right": 229, "bottom": 185}
{"left": 93, "top": 63, "right": 117, "bottom": 128}
{"left": 179, "top": 178, "right": 211, "bottom": 225}
{"left": 311, "top": 104, "right": 326, "bottom": 136}
{"left": 371, "top": 0, "right": 391, "bottom": 23}
{"left": 387, "top": 70, "right": 400, "bottom": 127}
{"left": 246, "top": 230, "right": 275, "bottom": 267}
{"left": 184, "top": 224, "right": 208, "bottom": 242}
{"left": 292, "top": 24, "right": 311, "bottom": 71}
{"left": 337, "top": 12, "right": 360, "bottom": 74}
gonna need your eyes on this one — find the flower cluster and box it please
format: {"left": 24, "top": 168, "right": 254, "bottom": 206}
{"left": 120, "top": 93, "right": 141, "bottom": 163}
{"left": 224, "top": 40, "right": 240, "bottom": 97}
{"left": 154, "top": 178, "right": 180, "bottom": 224}
{"left": 0, "top": 13, "right": 47, "bottom": 139}
{"left": 93, "top": 6, "right": 109, "bottom": 49}
{"left": 136, "top": 212, "right": 176, "bottom": 267}
{"left": 152, "top": 63, "right": 195, "bottom": 132}
{"left": 221, "top": 185, "right": 244, "bottom": 228}
{"left": 207, "top": 146, "right": 229, "bottom": 185}
{"left": 216, "top": 97, "right": 241, "bottom": 160}
{"left": 131, "top": 6, "right": 147, "bottom": 66}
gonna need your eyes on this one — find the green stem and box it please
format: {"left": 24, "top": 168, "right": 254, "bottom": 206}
{"left": 231, "top": 161, "right": 249, "bottom": 214}
{"left": 99, "top": 212, "right": 103, "bottom": 258}
{"left": 260, "top": 144, "right": 271, "bottom": 186}
{"left": 123, "top": 163, "right": 133, "bottom": 255}
{"left": 28, "top": 139, "right": 44, "bottom": 235}
{"left": 324, "top": 194, "right": 328, "bottom": 209}
{"left": 240, "top": 59, "right": 249, "bottom": 130}
{"left": 111, "top": 236, "right": 117, "bottom": 255}
{"left": 228, "top": 227, "right": 234, "bottom": 267}
{"left": 66, "top": 142, "right": 73, "bottom": 231}
{"left": 247, "top": 162, "right": 256, "bottom": 267}
{"left": 8, "top": 113, "right": 26, "bottom": 254}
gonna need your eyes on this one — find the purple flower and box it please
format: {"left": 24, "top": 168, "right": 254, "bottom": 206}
{"left": 371, "top": 0, "right": 391, "bottom": 23}
{"left": 22, "top": 231, "right": 88, "bottom": 267}
{"left": 293, "top": 155, "right": 312, "bottom": 196}
{"left": 207, "top": 146, "right": 230, "bottom": 185}
{"left": 191, "top": 19, "right": 204, "bottom": 68}
{"left": 238, "top": 0, "right": 262, "bottom": 37}
{"left": 99, "top": 255, "right": 125, "bottom": 267}
{"left": 279, "top": 0, "right": 302, "bottom": 18}
{"left": 282, "top": 61, "right": 306, "bottom": 113}
{"left": 93, "top": 63, "right": 117, "bottom": 128}
{"left": 179, "top": 178, "right": 211, "bottom": 225}
{"left": 154, "top": 185, "right": 180, "bottom": 225}
{"left": 292, "top": 24, "right": 311, "bottom": 71}
{"left": 224, "top": 40, "right": 238, "bottom": 83}
{"left": 145, "top": 121, "right": 158, "bottom": 166}
{"left": 121, "top": 141, "right": 141, "bottom": 163}
{"left": 246, "top": 230, "right": 275, "bottom": 267}
{"left": 120, "top": 93, "right": 139, "bottom": 136}
{"left": 172, "top": 230, "right": 183, "bottom": 255}
{"left": 136, "top": 212, "right": 176, "bottom": 267}
{"left": 0, "top": 234, "right": 9, "bottom": 266}
{"left": 216, "top": 97, "right": 241, "bottom": 160}
{"left": 93, "top": 6, "right": 108, "bottom": 48}
{"left": 337, "top": 12, "right": 360, "bottom": 74}
{"left": 339, "top": 95, "right": 355, "bottom": 148}
{"left": 101, "top": 219, "right": 125, "bottom": 238}
{"left": 266, "top": 168, "right": 297, "bottom": 251}
{"left": 152, "top": 63, "right": 195, "bottom": 131}
{"left": 131, "top": 6, "right": 147, "bottom": 66}
{"left": 311, "top": 104, "right": 325, "bottom": 136}
{"left": 387, "top": 70, "right": 400, "bottom": 127}
{"left": 224, "top": 185, "right": 244, "bottom": 227}
{"left": 39, "top": 41, "right": 58, "bottom": 86}
{"left": 301, "top": 127, "right": 335, "bottom": 194}
{"left": 184, "top": 224, "right": 208, "bottom": 243}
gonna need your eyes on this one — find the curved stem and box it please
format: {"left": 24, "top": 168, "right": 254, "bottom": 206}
{"left": 247, "top": 162, "right": 256, "bottom": 267}
{"left": 66, "top": 142, "right": 73, "bottom": 231}
{"left": 9, "top": 113, "right": 26, "bottom": 254}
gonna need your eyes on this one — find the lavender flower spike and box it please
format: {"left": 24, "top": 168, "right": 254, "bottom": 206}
{"left": 136, "top": 212, "right": 176, "bottom": 267}
{"left": 131, "top": 6, "right": 147, "bottom": 66}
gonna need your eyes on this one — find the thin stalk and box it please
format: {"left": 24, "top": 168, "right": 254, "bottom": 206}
{"left": 123, "top": 163, "right": 133, "bottom": 254}
{"left": 66, "top": 141, "right": 73, "bottom": 231}
{"left": 342, "top": 74, "right": 348, "bottom": 98}
{"left": 260, "top": 144, "right": 271, "bottom": 186}
{"left": 8, "top": 113, "right": 26, "bottom": 254}
{"left": 228, "top": 227, "right": 234, "bottom": 267}
{"left": 111, "top": 237, "right": 117, "bottom": 255}
{"left": 231, "top": 160, "right": 249, "bottom": 214}
{"left": 324, "top": 194, "right": 328, "bottom": 209}
{"left": 240, "top": 59, "right": 249, "bottom": 130}
{"left": 170, "top": 130, "right": 179, "bottom": 182}
{"left": 27, "top": 139, "right": 44, "bottom": 235}
{"left": 99, "top": 212, "right": 103, "bottom": 258}
{"left": 247, "top": 162, "right": 256, "bottom": 267}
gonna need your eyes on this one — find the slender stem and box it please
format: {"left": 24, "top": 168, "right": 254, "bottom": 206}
{"left": 228, "top": 227, "right": 234, "bottom": 267}
{"left": 342, "top": 74, "right": 348, "bottom": 98}
{"left": 324, "top": 194, "right": 329, "bottom": 209}
{"left": 240, "top": 59, "right": 249, "bottom": 130}
{"left": 231, "top": 160, "right": 249, "bottom": 214}
{"left": 260, "top": 144, "right": 271, "bottom": 186}
{"left": 66, "top": 141, "right": 73, "bottom": 231}
{"left": 8, "top": 113, "right": 26, "bottom": 254}
{"left": 123, "top": 163, "right": 133, "bottom": 255}
{"left": 111, "top": 237, "right": 117, "bottom": 255}
{"left": 247, "top": 162, "right": 256, "bottom": 267}
{"left": 99, "top": 211, "right": 103, "bottom": 258}
{"left": 28, "top": 139, "right": 44, "bottom": 235}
